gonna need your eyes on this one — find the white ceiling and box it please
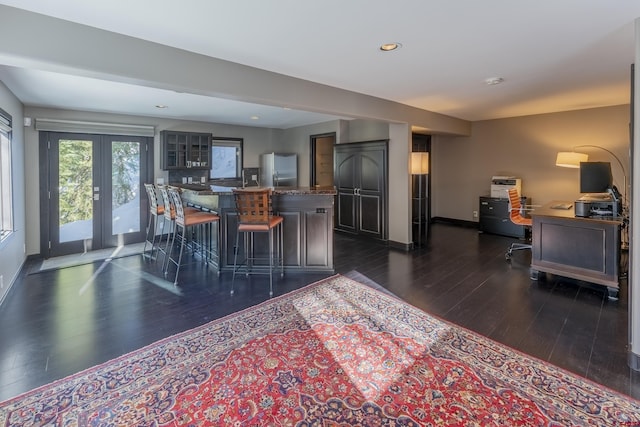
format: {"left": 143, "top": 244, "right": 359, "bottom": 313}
{"left": 1, "top": 0, "right": 639, "bottom": 128}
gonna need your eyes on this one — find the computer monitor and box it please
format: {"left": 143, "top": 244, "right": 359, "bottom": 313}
{"left": 579, "top": 161, "right": 612, "bottom": 194}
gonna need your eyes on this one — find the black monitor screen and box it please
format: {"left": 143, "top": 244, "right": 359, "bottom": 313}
{"left": 579, "top": 161, "right": 612, "bottom": 193}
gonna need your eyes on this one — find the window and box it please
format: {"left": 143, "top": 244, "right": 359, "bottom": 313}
{"left": 0, "top": 108, "right": 13, "bottom": 241}
{"left": 210, "top": 137, "right": 243, "bottom": 181}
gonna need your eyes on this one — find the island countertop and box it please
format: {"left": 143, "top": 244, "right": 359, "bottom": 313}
{"left": 169, "top": 183, "right": 337, "bottom": 195}
{"left": 167, "top": 182, "right": 336, "bottom": 274}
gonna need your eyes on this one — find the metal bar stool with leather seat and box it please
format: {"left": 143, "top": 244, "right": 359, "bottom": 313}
{"left": 166, "top": 187, "right": 220, "bottom": 285}
{"left": 142, "top": 183, "right": 165, "bottom": 261}
{"left": 505, "top": 187, "right": 533, "bottom": 260}
{"left": 231, "top": 188, "right": 284, "bottom": 297}
{"left": 157, "top": 185, "right": 200, "bottom": 274}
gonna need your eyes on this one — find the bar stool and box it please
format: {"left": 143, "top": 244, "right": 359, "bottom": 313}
{"left": 142, "top": 183, "right": 164, "bottom": 261}
{"left": 157, "top": 185, "right": 200, "bottom": 274}
{"left": 157, "top": 185, "right": 177, "bottom": 272}
{"left": 166, "top": 187, "right": 220, "bottom": 285}
{"left": 231, "top": 188, "right": 284, "bottom": 297}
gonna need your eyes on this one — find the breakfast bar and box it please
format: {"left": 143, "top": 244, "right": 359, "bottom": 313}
{"left": 174, "top": 184, "right": 336, "bottom": 273}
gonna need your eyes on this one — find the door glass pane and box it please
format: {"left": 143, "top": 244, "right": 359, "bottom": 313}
{"left": 111, "top": 141, "right": 141, "bottom": 235}
{"left": 59, "top": 140, "right": 93, "bottom": 243}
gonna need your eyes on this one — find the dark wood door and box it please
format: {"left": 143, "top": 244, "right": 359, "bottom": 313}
{"left": 335, "top": 150, "right": 358, "bottom": 233}
{"left": 334, "top": 140, "right": 387, "bottom": 240}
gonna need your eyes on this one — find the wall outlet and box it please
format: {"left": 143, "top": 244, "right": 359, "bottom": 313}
{"left": 473, "top": 210, "right": 478, "bottom": 218}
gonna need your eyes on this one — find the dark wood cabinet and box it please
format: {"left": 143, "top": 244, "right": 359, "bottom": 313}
{"left": 187, "top": 192, "right": 334, "bottom": 273}
{"left": 188, "top": 133, "right": 210, "bottom": 167}
{"left": 334, "top": 140, "right": 388, "bottom": 240}
{"left": 161, "top": 130, "right": 211, "bottom": 170}
{"left": 276, "top": 195, "right": 334, "bottom": 271}
{"left": 479, "top": 196, "right": 529, "bottom": 238}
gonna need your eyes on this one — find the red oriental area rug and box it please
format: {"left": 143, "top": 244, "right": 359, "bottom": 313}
{"left": 1, "top": 274, "right": 639, "bottom": 426}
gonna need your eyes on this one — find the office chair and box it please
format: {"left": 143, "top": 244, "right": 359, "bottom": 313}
{"left": 505, "top": 188, "right": 532, "bottom": 261}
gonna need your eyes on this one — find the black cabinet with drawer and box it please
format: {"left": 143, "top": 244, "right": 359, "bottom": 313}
{"left": 479, "top": 196, "right": 530, "bottom": 238}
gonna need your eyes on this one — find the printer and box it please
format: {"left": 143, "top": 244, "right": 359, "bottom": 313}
{"left": 490, "top": 176, "right": 522, "bottom": 198}
{"left": 574, "top": 189, "right": 622, "bottom": 217}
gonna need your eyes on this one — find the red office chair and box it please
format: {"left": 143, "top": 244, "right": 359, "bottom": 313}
{"left": 505, "top": 188, "right": 532, "bottom": 260}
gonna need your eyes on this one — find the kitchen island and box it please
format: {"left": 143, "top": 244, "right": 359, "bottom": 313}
{"left": 173, "top": 184, "right": 336, "bottom": 273}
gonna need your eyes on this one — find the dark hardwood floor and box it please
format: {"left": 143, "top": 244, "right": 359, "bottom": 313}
{"left": 1, "top": 223, "right": 639, "bottom": 403}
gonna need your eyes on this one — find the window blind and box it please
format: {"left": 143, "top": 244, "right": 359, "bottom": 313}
{"left": 35, "top": 118, "right": 154, "bottom": 137}
{"left": 0, "top": 109, "right": 11, "bottom": 133}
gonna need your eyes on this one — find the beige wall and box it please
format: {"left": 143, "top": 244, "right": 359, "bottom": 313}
{"left": 431, "top": 105, "right": 630, "bottom": 221}
{"left": 21, "top": 104, "right": 629, "bottom": 256}
{"left": 0, "top": 81, "right": 25, "bottom": 304}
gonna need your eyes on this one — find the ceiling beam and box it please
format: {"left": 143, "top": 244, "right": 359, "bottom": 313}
{"left": 0, "top": 5, "right": 471, "bottom": 136}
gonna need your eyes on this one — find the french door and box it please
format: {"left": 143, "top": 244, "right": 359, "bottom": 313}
{"left": 41, "top": 132, "right": 153, "bottom": 258}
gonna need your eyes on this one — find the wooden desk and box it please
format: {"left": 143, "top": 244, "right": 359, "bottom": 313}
{"left": 530, "top": 201, "right": 622, "bottom": 299}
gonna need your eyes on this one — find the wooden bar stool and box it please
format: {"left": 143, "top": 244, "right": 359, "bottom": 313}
{"left": 142, "top": 183, "right": 165, "bottom": 261}
{"left": 231, "top": 188, "right": 284, "bottom": 297}
{"left": 166, "top": 187, "right": 220, "bottom": 286}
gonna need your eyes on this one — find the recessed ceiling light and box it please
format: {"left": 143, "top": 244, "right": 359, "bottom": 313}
{"left": 380, "top": 42, "right": 402, "bottom": 52}
{"left": 484, "top": 77, "right": 505, "bottom": 86}
{"left": 250, "top": 115, "right": 260, "bottom": 120}
{"left": 155, "top": 104, "right": 168, "bottom": 109}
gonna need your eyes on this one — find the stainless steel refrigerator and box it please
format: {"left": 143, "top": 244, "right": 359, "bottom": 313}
{"left": 260, "top": 153, "right": 297, "bottom": 187}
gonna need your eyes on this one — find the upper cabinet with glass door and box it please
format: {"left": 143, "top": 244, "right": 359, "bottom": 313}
{"left": 161, "top": 130, "right": 211, "bottom": 170}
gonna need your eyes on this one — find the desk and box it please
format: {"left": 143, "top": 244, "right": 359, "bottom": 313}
{"left": 530, "top": 201, "right": 622, "bottom": 299}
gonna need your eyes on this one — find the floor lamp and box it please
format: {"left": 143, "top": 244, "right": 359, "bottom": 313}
{"left": 556, "top": 145, "right": 629, "bottom": 249}
{"left": 411, "top": 152, "right": 429, "bottom": 247}
{"left": 555, "top": 145, "right": 627, "bottom": 209}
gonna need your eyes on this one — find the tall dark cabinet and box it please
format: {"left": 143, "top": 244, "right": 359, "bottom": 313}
{"left": 334, "top": 140, "right": 388, "bottom": 240}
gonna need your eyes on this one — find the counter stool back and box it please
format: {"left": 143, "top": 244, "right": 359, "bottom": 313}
{"left": 143, "top": 183, "right": 164, "bottom": 260}
{"left": 157, "top": 185, "right": 177, "bottom": 272}
{"left": 231, "top": 188, "right": 284, "bottom": 296}
{"left": 166, "top": 188, "right": 220, "bottom": 285}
